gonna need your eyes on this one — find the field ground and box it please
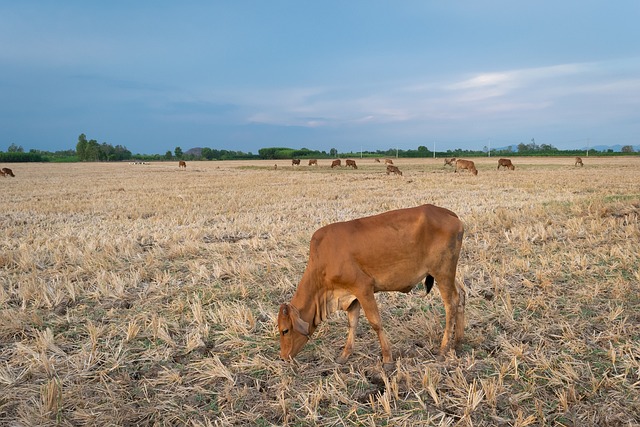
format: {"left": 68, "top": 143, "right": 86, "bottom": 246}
{"left": 1, "top": 156, "right": 639, "bottom": 426}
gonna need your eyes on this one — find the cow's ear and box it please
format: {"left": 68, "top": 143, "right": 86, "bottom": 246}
{"left": 293, "top": 316, "right": 310, "bottom": 337}
{"left": 279, "top": 303, "right": 289, "bottom": 317}
{"left": 288, "top": 305, "right": 310, "bottom": 336}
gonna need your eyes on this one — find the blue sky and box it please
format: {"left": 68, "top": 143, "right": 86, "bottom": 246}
{"left": 2, "top": 2, "right": 639, "bottom": 155}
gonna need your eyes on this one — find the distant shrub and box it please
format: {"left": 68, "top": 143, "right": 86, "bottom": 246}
{"left": 0, "top": 151, "right": 48, "bottom": 162}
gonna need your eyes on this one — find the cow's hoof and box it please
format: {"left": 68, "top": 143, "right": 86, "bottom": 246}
{"left": 336, "top": 355, "right": 349, "bottom": 364}
{"left": 382, "top": 362, "right": 396, "bottom": 373}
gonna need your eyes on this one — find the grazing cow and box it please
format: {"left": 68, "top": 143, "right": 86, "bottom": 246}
{"left": 386, "top": 165, "right": 403, "bottom": 176}
{"left": 274, "top": 164, "right": 278, "bottom": 170}
{"left": 345, "top": 159, "right": 358, "bottom": 169}
{"left": 308, "top": 159, "right": 318, "bottom": 166}
{"left": 179, "top": 161, "right": 187, "bottom": 169}
{"left": 444, "top": 157, "right": 457, "bottom": 167}
{"left": 497, "top": 158, "right": 515, "bottom": 170}
{"left": 1, "top": 167, "right": 15, "bottom": 177}
{"left": 374, "top": 158, "right": 381, "bottom": 163}
{"left": 575, "top": 157, "right": 583, "bottom": 167}
{"left": 331, "top": 159, "right": 342, "bottom": 168}
{"left": 278, "top": 204, "right": 465, "bottom": 367}
{"left": 384, "top": 159, "right": 394, "bottom": 165}
{"left": 455, "top": 159, "right": 478, "bottom": 175}
{"left": 292, "top": 159, "right": 301, "bottom": 166}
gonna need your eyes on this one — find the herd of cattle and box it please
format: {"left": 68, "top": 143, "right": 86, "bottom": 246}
{"left": 287, "top": 157, "right": 405, "bottom": 175}
{"left": 285, "top": 156, "right": 585, "bottom": 176}
{"left": 1, "top": 156, "right": 587, "bottom": 180}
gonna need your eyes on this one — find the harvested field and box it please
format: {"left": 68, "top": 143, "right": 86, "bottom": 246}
{"left": 1, "top": 156, "right": 639, "bottom": 426}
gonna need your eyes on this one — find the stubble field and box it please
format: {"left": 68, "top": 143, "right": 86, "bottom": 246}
{"left": 1, "top": 156, "right": 639, "bottom": 426}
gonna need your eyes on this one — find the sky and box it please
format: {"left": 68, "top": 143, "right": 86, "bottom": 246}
{"left": 2, "top": 1, "right": 639, "bottom": 155}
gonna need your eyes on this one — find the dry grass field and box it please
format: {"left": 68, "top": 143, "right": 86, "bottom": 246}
{"left": 1, "top": 156, "right": 639, "bottom": 426}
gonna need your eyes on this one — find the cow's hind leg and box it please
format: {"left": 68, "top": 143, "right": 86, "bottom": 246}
{"left": 434, "top": 272, "right": 462, "bottom": 359}
{"left": 454, "top": 279, "right": 466, "bottom": 347}
{"left": 337, "top": 299, "right": 361, "bottom": 364}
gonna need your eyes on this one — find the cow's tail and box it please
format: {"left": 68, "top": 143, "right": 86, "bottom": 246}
{"left": 425, "top": 275, "right": 435, "bottom": 294}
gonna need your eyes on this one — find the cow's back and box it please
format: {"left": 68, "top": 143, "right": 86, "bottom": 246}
{"left": 308, "top": 205, "right": 462, "bottom": 291}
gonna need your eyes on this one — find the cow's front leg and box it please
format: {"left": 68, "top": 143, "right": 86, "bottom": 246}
{"left": 357, "top": 291, "right": 394, "bottom": 369}
{"left": 337, "top": 299, "right": 360, "bottom": 364}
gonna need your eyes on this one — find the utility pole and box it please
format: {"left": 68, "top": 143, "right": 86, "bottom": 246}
{"left": 488, "top": 139, "right": 491, "bottom": 157}
{"left": 433, "top": 141, "right": 436, "bottom": 159}
{"left": 587, "top": 138, "right": 590, "bottom": 156}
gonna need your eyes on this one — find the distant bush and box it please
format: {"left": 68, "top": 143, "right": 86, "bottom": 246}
{"left": 0, "top": 151, "right": 48, "bottom": 162}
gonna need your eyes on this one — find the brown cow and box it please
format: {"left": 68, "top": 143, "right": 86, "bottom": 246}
{"left": 345, "top": 159, "right": 358, "bottom": 169}
{"left": 278, "top": 204, "right": 465, "bottom": 368}
{"left": 1, "top": 167, "right": 15, "bottom": 177}
{"left": 386, "top": 165, "right": 403, "bottom": 176}
{"left": 455, "top": 159, "right": 478, "bottom": 175}
{"left": 444, "top": 157, "right": 456, "bottom": 167}
{"left": 384, "top": 158, "right": 394, "bottom": 165}
{"left": 178, "top": 161, "right": 186, "bottom": 169}
{"left": 497, "top": 158, "right": 515, "bottom": 170}
{"left": 331, "top": 159, "right": 341, "bottom": 168}
{"left": 575, "top": 157, "right": 583, "bottom": 167}
{"left": 308, "top": 159, "right": 318, "bottom": 166}
{"left": 292, "top": 159, "right": 301, "bottom": 166}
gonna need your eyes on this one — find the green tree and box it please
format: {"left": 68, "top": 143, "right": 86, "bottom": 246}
{"left": 417, "top": 146, "right": 429, "bottom": 155}
{"left": 174, "top": 146, "right": 183, "bottom": 159}
{"left": 85, "top": 139, "right": 100, "bottom": 161}
{"left": 621, "top": 145, "right": 634, "bottom": 153}
{"left": 7, "top": 143, "right": 24, "bottom": 153}
{"left": 164, "top": 150, "right": 173, "bottom": 160}
{"left": 201, "top": 147, "right": 214, "bottom": 160}
{"left": 329, "top": 148, "right": 338, "bottom": 157}
{"left": 76, "top": 134, "right": 88, "bottom": 161}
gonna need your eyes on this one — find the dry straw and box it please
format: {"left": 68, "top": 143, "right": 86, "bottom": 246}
{"left": 1, "top": 157, "right": 639, "bottom": 425}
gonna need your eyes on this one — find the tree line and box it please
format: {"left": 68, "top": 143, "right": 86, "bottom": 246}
{"left": 1, "top": 134, "right": 636, "bottom": 163}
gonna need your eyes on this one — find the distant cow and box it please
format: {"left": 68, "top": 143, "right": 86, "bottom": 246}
{"left": 179, "top": 161, "right": 187, "bottom": 169}
{"left": 374, "top": 158, "right": 381, "bottom": 163}
{"left": 455, "top": 159, "right": 478, "bottom": 175}
{"left": 575, "top": 157, "right": 583, "bottom": 167}
{"left": 384, "top": 159, "right": 394, "bottom": 165}
{"left": 308, "top": 159, "right": 318, "bottom": 166}
{"left": 1, "top": 167, "right": 15, "bottom": 177}
{"left": 386, "top": 165, "right": 403, "bottom": 176}
{"left": 331, "top": 159, "right": 341, "bottom": 168}
{"left": 444, "top": 158, "right": 457, "bottom": 167}
{"left": 345, "top": 159, "right": 358, "bottom": 169}
{"left": 292, "top": 159, "right": 301, "bottom": 166}
{"left": 497, "top": 158, "right": 515, "bottom": 170}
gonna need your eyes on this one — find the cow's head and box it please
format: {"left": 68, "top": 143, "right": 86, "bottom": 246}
{"left": 278, "top": 303, "right": 310, "bottom": 361}
{"left": 472, "top": 168, "right": 478, "bottom": 175}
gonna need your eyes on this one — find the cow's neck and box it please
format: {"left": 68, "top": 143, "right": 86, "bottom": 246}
{"left": 290, "top": 271, "right": 356, "bottom": 335}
